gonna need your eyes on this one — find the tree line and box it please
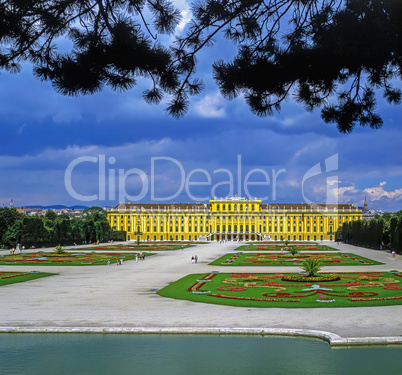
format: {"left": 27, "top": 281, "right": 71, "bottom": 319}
{"left": 0, "top": 207, "right": 125, "bottom": 249}
{"left": 339, "top": 211, "right": 402, "bottom": 253}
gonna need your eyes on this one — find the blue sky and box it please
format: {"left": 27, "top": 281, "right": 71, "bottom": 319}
{"left": 0, "top": 5, "right": 401, "bottom": 211}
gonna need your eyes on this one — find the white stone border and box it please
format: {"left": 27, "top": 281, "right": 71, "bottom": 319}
{"left": 0, "top": 326, "right": 401, "bottom": 347}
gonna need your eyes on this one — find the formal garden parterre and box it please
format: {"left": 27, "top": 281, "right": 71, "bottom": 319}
{"left": 210, "top": 252, "right": 383, "bottom": 266}
{"left": 75, "top": 242, "right": 198, "bottom": 252}
{"left": 236, "top": 242, "right": 339, "bottom": 252}
{"left": 0, "top": 252, "right": 151, "bottom": 265}
{"left": 157, "top": 271, "right": 402, "bottom": 308}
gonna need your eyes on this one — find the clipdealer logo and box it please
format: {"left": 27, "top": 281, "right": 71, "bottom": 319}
{"left": 64, "top": 154, "right": 286, "bottom": 202}
{"left": 64, "top": 153, "right": 339, "bottom": 204}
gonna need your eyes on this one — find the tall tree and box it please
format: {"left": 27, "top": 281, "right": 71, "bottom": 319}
{"left": 0, "top": 0, "right": 182, "bottom": 103}
{"left": 82, "top": 206, "right": 111, "bottom": 242}
{"left": 1, "top": 1, "right": 402, "bottom": 132}
{"left": 0, "top": 214, "right": 7, "bottom": 244}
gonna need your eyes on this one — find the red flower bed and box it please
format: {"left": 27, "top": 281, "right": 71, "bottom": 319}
{"left": 210, "top": 293, "right": 301, "bottom": 303}
{"left": 217, "top": 286, "right": 247, "bottom": 291}
{"left": 0, "top": 272, "right": 30, "bottom": 279}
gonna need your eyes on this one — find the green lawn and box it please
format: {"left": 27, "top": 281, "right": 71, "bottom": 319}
{"left": 0, "top": 252, "right": 153, "bottom": 266}
{"left": 209, "top": 252, "right": 383, "bottom": 266}
{"left": 157, "top": 271, "right": 402, "bottom": 308}
{"left": 0, "top": 271, "right": 55, "bottom": 286}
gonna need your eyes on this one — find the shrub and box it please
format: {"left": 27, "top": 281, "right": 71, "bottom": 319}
{"left": 54, "top": 245, "right": 66, "bottom": 254}
{"left": 300, "top": 257, "right": 321, "bottom": 277}
{"left": 287, "top": 246, "right": 299, "bottom": 256}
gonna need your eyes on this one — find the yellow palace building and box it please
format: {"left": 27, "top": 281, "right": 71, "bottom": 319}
{"left": 107, "top": 197, "right": 362, "bottom": 242}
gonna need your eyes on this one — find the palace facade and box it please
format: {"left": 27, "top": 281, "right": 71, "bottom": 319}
{"left": 107, "top": 197, "right": 362, "bottom": 242}
{"left": 107, "top": 197, "right": 362, "bottom": 241}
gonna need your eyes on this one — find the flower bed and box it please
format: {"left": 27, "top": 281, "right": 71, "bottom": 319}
{"left": 0, "top": 252, "right": 149, "bottom": 266}
{"left": 0, "top": 271, "right": 55, "bottom": 286}
{"left": 281, "top": 275, "right": 341, "bottom": 282}
{"left": 157, "top": 271, "right": 402, "bottom": 308}
{"left": 209, "top": 252, "right": 382, "bottom": 266}
{"left": 237, "top": 243, "right": 338, "bottom": 252}
{"left": 78, "top": 243, "right": 196, "bottom": 252}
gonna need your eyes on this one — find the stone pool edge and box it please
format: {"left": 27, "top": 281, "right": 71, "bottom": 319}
{"left": 0, "top": 326, "right": 401, "bottom": 347}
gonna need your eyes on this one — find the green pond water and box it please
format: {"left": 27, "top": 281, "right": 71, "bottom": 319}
{"left": 0, "top": 334, "right": 401, "bottom": 375}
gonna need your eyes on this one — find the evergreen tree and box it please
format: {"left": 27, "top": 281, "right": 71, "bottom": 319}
{"left": 1, "top": 1, "right": 402, "bottom": 131}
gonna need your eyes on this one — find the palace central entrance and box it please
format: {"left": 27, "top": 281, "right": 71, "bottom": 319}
{"left": 207, "top": 232, "right": 264, "bottom": 241}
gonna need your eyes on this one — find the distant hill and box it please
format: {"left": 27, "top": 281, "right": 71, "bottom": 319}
{"left": 23, "top": 205, "right": 89, "bottom": 210}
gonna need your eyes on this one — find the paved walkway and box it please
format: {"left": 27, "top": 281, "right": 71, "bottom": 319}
{"left": 1, "top": 241, "right": 402, "bottom": 346}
